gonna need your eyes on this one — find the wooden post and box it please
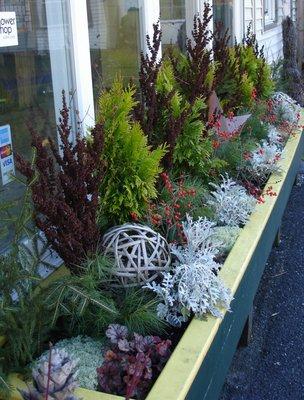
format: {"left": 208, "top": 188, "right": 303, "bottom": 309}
{"left": 297, "top": 0, "right": 304, "bottom": 72}
{"left": 274, "top": 226, "right": 281, "bottom": 247}
{"left": 239, "top": 307, "right": 253, "bottom": 347}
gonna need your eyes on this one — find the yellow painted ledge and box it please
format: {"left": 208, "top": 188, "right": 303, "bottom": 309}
{"left": 2, "top": 123, "right": 303, "bottom": 400}
{"left": 6, "top": 375, "right": 122, "bottom": 400}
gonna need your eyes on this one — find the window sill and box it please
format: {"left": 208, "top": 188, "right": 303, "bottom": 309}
{"left": 264, "top": 20, "right": 278, "bottom": 31}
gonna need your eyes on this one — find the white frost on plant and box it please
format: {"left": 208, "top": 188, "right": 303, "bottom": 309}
{"left": 247, "top": 140, "right": 282, "bottom": 182}
{"left": 145, "top": 216, "right": 232, "bottom": 327}
{"left": 207, "top": 175, "right": 256, "bottom": 227}
{"left": 271, "top": 92, "right": 301, "bottom": 124}
{"left": 35, "top": 336, "right": 104, "bottom": 391}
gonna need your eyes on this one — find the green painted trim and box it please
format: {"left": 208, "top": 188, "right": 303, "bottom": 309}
{"left": 2, "top": 126, "right": 303, "bottom": 400}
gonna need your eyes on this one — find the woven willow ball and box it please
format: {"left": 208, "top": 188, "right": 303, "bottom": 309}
{"left": 102, "top": 224, "right": 171, "bottom": 287}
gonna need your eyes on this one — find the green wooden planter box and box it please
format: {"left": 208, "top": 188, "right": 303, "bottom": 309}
{"left": 4, "top": 125, "right": 304, "bottom": 400}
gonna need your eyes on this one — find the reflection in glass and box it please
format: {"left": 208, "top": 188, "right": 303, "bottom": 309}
{"left": 0, "top": 0, "right": 73, "bottom": 250}
{"left": 87, "top": 0, "right": 141, "bottom": 104}
{"left": 213, "top": 0, "right": 234, "bottom": 45}
{"left": 160, "top": 0, "right": 186, "bottom": 53}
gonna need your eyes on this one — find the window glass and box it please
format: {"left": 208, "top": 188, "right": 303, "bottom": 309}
{"left": 213, "top": 0, "right": 234, "bottom": 45}
{"left": 160, "top": 0, "right": 186, "bottom": 53}
{"left": 87, "top": 0, "right": 141, "bottom": 103}
{"left": 264, "top": 0, "right": 277, "bottom": 26}
{"left": 0, "top": 0, "right": 74, "bottom": 250}
{"left": 160, "top": 0, "right": 185, "bottom": 20}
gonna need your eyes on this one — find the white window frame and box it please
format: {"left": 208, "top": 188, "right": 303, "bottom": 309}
{"left": 69, "top": 0, "right": 95, "bottom": 132}
{"left": 64, "top": 0, "right": 162, "bottom": 132}
{"left": 264, "top": 0, "right": 278, "bottom": 28}
{"left": 65, "top": 0, "right": 215, "bottom": 133}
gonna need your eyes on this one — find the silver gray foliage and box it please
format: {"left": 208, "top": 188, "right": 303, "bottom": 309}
{"left": 208, "top": 175, "right": 256, "bottom": 227}
{"left": 247, "top": 141, "right": 283, "bottom": 183}
{"left": 145, "top": 216, "right": 232, "bottom": 326}
{"left": 211, "top": 226, "right": 241, "bottom": 255}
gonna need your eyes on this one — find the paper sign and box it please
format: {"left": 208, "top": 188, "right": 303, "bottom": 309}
{"left": 0, "top": 12, "right": 18, "bottom": 48}
{"left": 0, "top": 125, "right": 15, "bottom": 185}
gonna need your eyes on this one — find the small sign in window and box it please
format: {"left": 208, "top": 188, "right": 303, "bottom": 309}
{"left": 0, "top": 12, "right": 18, "bottom": 48}
{"left": 0, "top": 125, "right": 15, "bottom": 185}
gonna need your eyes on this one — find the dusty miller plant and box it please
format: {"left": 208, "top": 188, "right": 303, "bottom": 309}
{"left": 271, "top": 91, "right": 301, "bottom": 125}
{"left": 244, "top": 141, "right": 282, "bottom": 184}
{"left": 146, "top": 216, "right": 232, "bottom": 326}
{"left": 211, "top": 226, "right": 241, "bottom": 255}
{"left": 208, "top": 175, "right": 256, "bottom": 226}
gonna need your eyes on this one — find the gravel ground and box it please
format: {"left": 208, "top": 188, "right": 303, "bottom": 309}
{"left": 220, "top": 171, "right": 304, "bottom": 400}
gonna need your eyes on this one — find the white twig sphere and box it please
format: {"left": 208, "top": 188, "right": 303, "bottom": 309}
{"left": 102, "top": 224, "right": 171, "bottom": 287}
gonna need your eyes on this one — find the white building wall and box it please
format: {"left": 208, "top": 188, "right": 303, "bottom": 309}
{"left": 242, "top": 0, "right": 292, "bottom": 62}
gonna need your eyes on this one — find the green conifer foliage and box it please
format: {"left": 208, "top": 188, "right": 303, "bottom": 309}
{"left": 97, "top": 79, "right": 166, "bottom": 227}
{"left": 214, "top": 25, "right": 274, "bottom": 112}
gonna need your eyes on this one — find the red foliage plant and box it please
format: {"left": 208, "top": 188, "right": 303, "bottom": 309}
{"left": 15, "top": 92, "right": 105, "bottom": 274}
{"left": 97, "top": 324, "right": 171, "bottom": 400}
{"left": 170, "top": 2, "right": 214, "bottom": 106}
{"left": 134, "top": 22, "right": 162, "bottom": 141}
{"left": 134, "top": 22, "right": 188, "bottom": 170}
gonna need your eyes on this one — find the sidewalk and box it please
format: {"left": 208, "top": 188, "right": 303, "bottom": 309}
{"left": 220, "top": 169, "right": 304, "bottom": 400}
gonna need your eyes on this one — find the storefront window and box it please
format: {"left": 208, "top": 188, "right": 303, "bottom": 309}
{"left": 0, "top": 0, "right": 74, "bottom": 250}
{"left": 213, "top": 0, "right": 234, "bottom": 45}
{"left": 160, "top": 0, "right": 185, "bottom": 20}
{"left": 87, "top": 0, "right": 141, "bottom": 103}
{"left": 160, "top": 0, "right": 186, "bottom": 53}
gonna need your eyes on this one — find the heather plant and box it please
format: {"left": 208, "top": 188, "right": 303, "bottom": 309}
{"left": 146, "top": 216, "right": 232, "bottom": 326}
{"left": 16, "top": 92, "right": 105, "bottom": 274}
{"left": 96, "top": 79, "right": 166, "bottom": 228}
{"left": 134, "top": 23, "right": 186, "bottom": 169}
{"left": 208, "top": 175, "right": 256, "bottom": 226}
{"left": 97, "top": 324, "right": 171, "bottom": 399}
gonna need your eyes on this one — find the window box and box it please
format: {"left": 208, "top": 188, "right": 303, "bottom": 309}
{"left": 2, "top": 121, "right": 304, "bottom": 400}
